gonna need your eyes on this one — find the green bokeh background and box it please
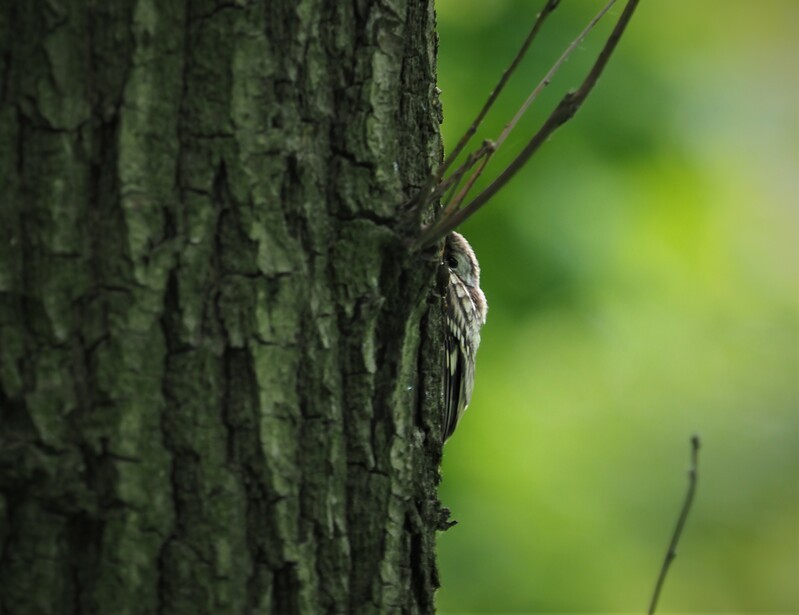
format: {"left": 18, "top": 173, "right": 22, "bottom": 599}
{"left": 434, "top": 1, "right": 798, "bottom": 612}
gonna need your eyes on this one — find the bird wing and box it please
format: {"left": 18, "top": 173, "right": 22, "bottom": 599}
{"left": 443, "top": 319, "right": 465, "bottom": 441}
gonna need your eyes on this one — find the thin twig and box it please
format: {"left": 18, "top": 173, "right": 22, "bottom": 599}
{"left": 419, "top": 0, "right": 641, "bottom": 247}
{"left": 493, "top": 0, "right": 617, "bottom": 154}
{"left": 417, "top": 142, "right": 495, "bottom": 248}
{"left": 448, "top": 150, "right": 493, "bottom": 216}
{"left": 419, "top": 0, "right": 617, "bottom": 247}
{"left": 648, "top": 435, "right": 701, "bottom": 615}
{"left": 431, "top": 140, "right": 496, "bottom": 205}
{"left": 437, "top": 0, "right": 561, "bottom": 182}
{"left": 407, "top": 0, "right": 559, "bottom": 214}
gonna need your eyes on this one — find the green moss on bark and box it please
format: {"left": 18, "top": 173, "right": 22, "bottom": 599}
{"left": 0, "top": 0, "right": 444, "bottom": 613}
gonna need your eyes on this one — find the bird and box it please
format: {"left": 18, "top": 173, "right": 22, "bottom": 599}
{"left": 442, "top": 232, "right": 488, "bottom": 441}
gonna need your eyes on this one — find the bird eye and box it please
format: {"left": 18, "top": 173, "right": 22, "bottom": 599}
{"left": 446, "top": 255, "right": 458, "bottom": 269}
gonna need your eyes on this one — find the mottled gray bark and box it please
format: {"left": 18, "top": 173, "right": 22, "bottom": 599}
{"left": 0, "top": 0, "right": 446, "bottom": 613}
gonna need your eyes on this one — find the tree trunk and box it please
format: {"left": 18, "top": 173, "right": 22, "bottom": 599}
{"left": 0, "top": 1, "right": 446, "bottom": 613}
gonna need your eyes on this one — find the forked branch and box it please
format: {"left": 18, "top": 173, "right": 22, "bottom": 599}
{"left": 436, "top": 0, "right": 561, "bottom": 183}
{"left": 413, "top": 0, "right": 641, "bottom": 249}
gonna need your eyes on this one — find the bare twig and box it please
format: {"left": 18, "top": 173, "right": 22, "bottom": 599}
{"left": 430, "top": 139, "right": 496, "bottom": 206}
{"left": 437, "top": 0, "right": 561, "bottom": 182}
{"left": 409, "top": 0, "right": 560, "bottom": 215}
{"left": 419, "top": 0, "right": 619, "bottom": 247}
{"left": 417, "top": 0, "right": 641, "bottom": 248}
{"left": 417, "top": 141, "right": 495, "bottom": 247}
{"left": 648, "top": 435, "right": 701, "bottom": 615}
{"left": 448, "top": 151, "right": 493, "bottom": 217}
{"left": 493, "top": 0, "right": 617, "bottom": 155}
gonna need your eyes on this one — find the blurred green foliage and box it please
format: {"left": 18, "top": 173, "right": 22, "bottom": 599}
{"left": 434, "top": 1, "right": 798, "bottom": 612}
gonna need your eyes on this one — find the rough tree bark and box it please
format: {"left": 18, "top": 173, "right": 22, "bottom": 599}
{"left": 0, "top": 0, "right": 447, "bottom": 613}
